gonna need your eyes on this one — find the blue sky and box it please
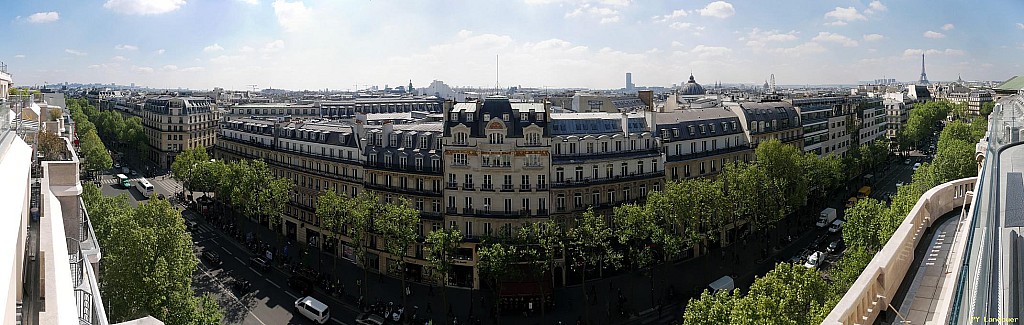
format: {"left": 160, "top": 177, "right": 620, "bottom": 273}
{"left": 3, "top": 0, "right": 1023, "bottom": 90}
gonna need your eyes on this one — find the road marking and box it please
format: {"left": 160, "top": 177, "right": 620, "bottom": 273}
{"left": 286, "top": 291, "right": 299, "bottom": 300}
{"left": 234, "top": 256, "right": 243, "bottom": 263}
{"left": 331, "top": 317, "right": 348, "bottom": 325}
{"left": 197, "top": 264, "right": 267, "bottom": 325}
{"left": 248, "top": 267, "right": 259, "bottom": 273}
{"left": 267, "top": 280, "right": 282, "bottom": 289}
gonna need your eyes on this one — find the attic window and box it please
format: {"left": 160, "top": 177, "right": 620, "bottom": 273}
{"left": 688, "top": 125, "right": 694, "bottom": 135}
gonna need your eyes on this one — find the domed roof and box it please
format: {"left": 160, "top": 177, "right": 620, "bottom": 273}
{"left": 678, "top": 74, "right": 706, "bottom": 95}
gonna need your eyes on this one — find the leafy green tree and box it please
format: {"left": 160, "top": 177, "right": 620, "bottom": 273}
{"left": 683, "top": 289, "right": 738, "bottom": 325}
{"left": 191, "top": 159, "right": 226, "bottom": 195}
{"left": 425, "top": 227, "right": 464, "bottom": 323}
{"left": 171, "top": 145, "right": 211, "bottom": 196}
{"left": 804, "top": 153, "right": 844, "bottom": 201}
{"left": 513, "top": 220, "right": 562, "bottom": 316}
{"left": 230, "top": 159, "right": 293, "bottom": 244}
{"left": 842, "top": 198, "right": 894, "bottom": 251}
{"left": 345, "top": 192, "right": 378, "bottom": 300}
{"left": 731, "top": 263, "right": 830, "bottom": 324}
{"left": 930, "top": 139, "right": 976, "bottom": 181}
{"left": 375, "top": 197, "right": 420, "bottom": 307}
{"left": 477, "top": 242, "right": 518, "bottom": 324}
{"left": 316, "top": 190, "right": 347, "bottom": 275}
{"left": 568, "top": 208, "right": 619, "bottom": 324}
{"left": 979, "top": 101, "right": 995, "bottom": 117}
{"left": 753, "top": 139, "right": 808, "bottom": 240}
{"left": 80, "top": 130, "right": 113, "bottom": 177}
{"left": 719, "top": 161, "right": 760, "bottom": 242}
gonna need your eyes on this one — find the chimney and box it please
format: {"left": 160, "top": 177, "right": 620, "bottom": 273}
{"left": 637, "top": 90, "right": 654, "bottom": 111}
{"left": 621, "top": 112, "right": 629, "bottom": 137}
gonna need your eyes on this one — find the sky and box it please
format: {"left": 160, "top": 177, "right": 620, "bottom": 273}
{"left": 2, "top": 0, "right": 1024, "bottom": 91}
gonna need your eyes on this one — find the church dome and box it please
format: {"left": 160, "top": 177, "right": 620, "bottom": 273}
{"left": 678, "top": 74, "right": 706, "bottom": 95}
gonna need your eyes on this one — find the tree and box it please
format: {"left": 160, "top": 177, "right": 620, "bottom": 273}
{"left": 229, "top": 159, "right": 293, "bottom": 245}
{"left": 375, "top": 198, "right": 420, "bottom": 308}
{"left": 84, "top": 190, "right": 222, "bottom": 324}
{"left": 171, "top": 145, "right": 211, "bottom": 196}
{"left": 37, "top": 131, "right": 68, "bottom": 161}
{"left": 980, "top": 101, "right": 995, "bottom": 117}
{"left": 514, "top": 220, "right": 562, "bottom": 316}
{"left": 345, "top": 192, "right": 378, "bottom": 301}
{"left": 731, "top": 263, "right": 830, "bottom": 324}
{"left": 316, "top": 190, "right": 347, "bottom": 276}
{"left": 683, "top": 289, "right": 738, "bottom": 325}
{"left": 80, "top": 130, "right": 113, "bottom": 177}
{"left": 841, "top": 198, "right": 893, "bottom": 251}
{"left": 567, "top": 208, "right": 619, "bottom": 324}
{"left": 425, "top": 227, "right": 464, "bottom": 324}
{"left": 477, "top": 242, "right": 518, "bottom": 324}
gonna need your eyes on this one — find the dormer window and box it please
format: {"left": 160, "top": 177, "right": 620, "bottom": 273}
{"left": 699, "top": 125, "right": 705, "bottom": 134}
{"left": 483, "top": 113, "right": 490, "bottom": 121}
{"left": 688, "top": 126, "right": 694, "bottom": 135}
{"left": 502, "top": 113, "right": 509, "bottom": 121}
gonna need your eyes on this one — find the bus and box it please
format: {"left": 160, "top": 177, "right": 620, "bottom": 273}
{"left": 115, "top": 174, "right": 131, "bottom": 188}
{"left": 136, "top": 177, "right": 154, "bottom": 197}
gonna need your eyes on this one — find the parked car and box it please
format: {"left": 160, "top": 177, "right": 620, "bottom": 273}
{"left": 913, "top": 162, "right": 922, "bottom": 171}
{"left": 827, "top": 239, "right": 845, "bottom": 254}
{"left": 289, "top": 275, "right": 313, "bottom": 295}
{"left": 828, "top": 220, "right": 845, "bottom": 233}
{"left": 803, "top": 251, "right": 824, "bottom": 269}
{"left": 295, "top": 296, "right": 330, "bottom": 324}
{"left": 249, "top": 256, "right": 270, "bottom": 272}
{"left": 904, "top": 158, "right": 912, "bottom": 165}
{"left": 233, "top": 279, "right": 252, "bottom": 293}
{"left": 202, "top": 251, "right": 222, "bottom": 268}
{"left": 185, "top": 220, "right": 198, "bottom": 231}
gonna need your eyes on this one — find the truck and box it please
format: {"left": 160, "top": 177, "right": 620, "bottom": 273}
{"left": 816, "top": 208, "right": 837, "bottom": 227}
{"left": 708, "top": 275, "right": 735, "bottom": 294}
{"left": 803, "top": 251, "right": 824, "bottom": 269}
{"left": 857, "top": 186, "right": 872, "bottom": 199}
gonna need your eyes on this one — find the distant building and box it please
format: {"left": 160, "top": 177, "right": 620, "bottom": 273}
{"left": 419, "top": 80, "right": 457, "bottom": 100}
{"left": 918, "top": 54, "right": 930, "bottom": 85}
{"left": 625, "top": 72, "right": 635, "bottom": 91}
{"left": 789, "top": 96, "right": 856, "bottom": 157}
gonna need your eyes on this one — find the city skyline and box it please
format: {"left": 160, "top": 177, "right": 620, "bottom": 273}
{"left": 3, "top": 0, "right": 1023, "bottom": 90}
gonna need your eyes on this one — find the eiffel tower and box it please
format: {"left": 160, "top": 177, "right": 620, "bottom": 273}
{"left": 918, "top": 54, "right": 929, "bottom": 85}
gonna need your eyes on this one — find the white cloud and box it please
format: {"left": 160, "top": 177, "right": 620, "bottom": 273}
{"left": 65, "top": 49, "right": 87, "bottom": 56}
{"left": 240, "top": 46, "right": 255, "bottom": 53}
{"left": 1018, "top": 23, "right": 1024, "bottom": 30}
{"left": 812, "top": 32, "right": 858, "bottom": 47}
{"left": 524, "top": 0, "right": 630, "bottom": 6}
{"left": 237, "top": 0, "right": 259, "bottom": 4}
{"left": 689, "top": 45, "right": 732, "bottom": 59}
{"left": 565, "top": 4, "right": 621, "bottom": 24}
{"left": 131, "top": 66, "right": 155, "bottom": 73}
{"left": 262, "top": 40, "right": 285, "bottom": 52}
{"left": 27, "top": 12, "right": 60, "bottom": 23}
{"left": 156, "top": 49, "right": 166, "bottom": 55}
{"left": 742, "top": 28, "right": 799, "bottom": 49}
{"left": 115, "top": 44, "right": 138, "bottom": 51}
{"left": 179, "top": 66, "right": 205, "bottom": 72}
{"left": 14, "top": 54, "right": 25, "bottom": 58}
{"left": 903, "top": 48, "right": 965, "bottom": 57}
{"left": 210, "top": 55, "right": 246, "bottom": 64}
{"left": 653, "top": 9, "right": 687, "bottom": 23}
{"left": 103, "top": 0, "right": 186, "bottom": 15}
{"left": 203, "top": 43, "right": 225, "bottom": 52}
{"left": 941, "top": 23, "right": 955, "bottom": 31}
{"left": 863, "top": 34, "right": 885, "bottom": 41}
{"left": 864, "top": 1, "right": 886, "bottom": 14}
{"left": 272, "top": 0, "right": 312, "bottom": 32}
{"left": 111, "top": 55, "right": 129, "bottom": 62}
{"left": 698, "top": 1, "right": 734, "bottom": 18}
{"left": 770, "top": 42, "right": 827, "bottom": 56}
{"left": 824, "top": 7, "right": 866, "bottom": 25}
{"left": 162, "top": 65, "right": 179, "bottom": 71}
{"left": 669, "top": 22, "right": 692, "bottom": 30}
{"left": 923, "top": 31, "right": 945, "bottom": 39}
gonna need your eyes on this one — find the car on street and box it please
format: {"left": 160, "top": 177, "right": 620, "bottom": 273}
{"left": 288, "top": 275, "right": 313, "bottom": 295}
{"left": 827, "top": 239, "right": 845, "bottom": 254}
{"left": 803, "top": 251, "right": 824, "bottom": 269}
{"left": 201, "top": 250, "right": 222, "bottom": 268}
{"left": 913, "top": 162, "right": 922, "bottom": 171}
{"left": 185, "top": 220, "right": 198, "bottom": 231}
{"left": 114, "top": 162, "right": 121, "bottom": 169}
{"left": 232, "top": 278, "right": 252, "bottom": 294}
{"left": 295, "top": 296, "right": 330, "bottom": 324}
{"left": 249, "top": 256, "right": 270, "bottom": 272}
{"left": 904, "top": 158, "right": 912, "bottom": 165}
{"left": 828, "top": 220, "right": 845, "bottom": 233}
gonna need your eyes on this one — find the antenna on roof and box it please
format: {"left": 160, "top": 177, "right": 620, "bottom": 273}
{"left": 495, "top": 54, "right": 500, "bottom": 96}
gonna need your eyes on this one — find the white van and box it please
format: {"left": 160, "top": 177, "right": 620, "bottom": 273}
{"left": 708, "top": 275, "right": 735, "bottom": 294}
{"left": 295, "top": 296, "right": 329, "bottom": 324}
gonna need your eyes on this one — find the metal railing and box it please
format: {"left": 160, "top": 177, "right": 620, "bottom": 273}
{"left": 67, "top": 237, "right": 84, "bottom": 287}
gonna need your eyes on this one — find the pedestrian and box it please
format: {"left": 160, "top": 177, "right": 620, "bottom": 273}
{"left": 406, "top": 285, "right": 412, "bottom": 297}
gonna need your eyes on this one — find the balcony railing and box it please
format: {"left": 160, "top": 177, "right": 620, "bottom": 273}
{"left": 474, "top": 209, "right": 531, "bottom": 217}
{"left": 520, "top": 184, "right": 532, "bottom": 191}
{"left": 665, "top": 145, "right": 750, "bottom": 162}
{"left": 67, "top": 236, "right": 109, "bottom": 325}
{"left": 551, "top": 172, "right": 662, "bottom": 188}
{"left": 501, "top": 184, "right": 514, "bottom": 191}
{"left": 552, "top": 148, "right": 661, "bottom": 163}
{"left": 462, "top": 183, "right": 475, "bottom": 190}
{"left": 480, "top": 183, "right": 494, "bottom": 191}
